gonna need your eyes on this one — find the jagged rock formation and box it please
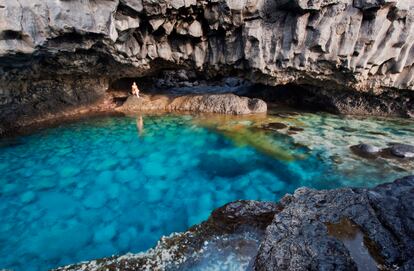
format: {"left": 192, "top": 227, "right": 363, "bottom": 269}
{"left": 255, "top": 176, "right": 414, "bottom": 271}
{"left": 1, "top": 0, "right": 414, "bottom": 129}
{"left": 55, "top": 176, "right": 414, "bottom": 271}
{"left": 55, "top": 200, "right": 279, "bottom": 271}
{"left": 120, "top": 93, "right": 267, "bottom": 114}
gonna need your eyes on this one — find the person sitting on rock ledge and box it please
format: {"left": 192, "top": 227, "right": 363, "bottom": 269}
{"left": 131, "top": 82, "right": 140, "bottom": 98}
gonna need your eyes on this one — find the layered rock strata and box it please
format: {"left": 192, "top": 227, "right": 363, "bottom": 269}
{"left": 1, "top": 0, "right": 414, "bottom": 131}
{"left": 56, "top": 176, "right": 414, "bottom": 271}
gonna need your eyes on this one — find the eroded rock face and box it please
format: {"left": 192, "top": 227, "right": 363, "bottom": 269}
{"left": 255, "top": 176, "right": 414, "bottom": 271}
{"left": 1, "top": 0, "right": 414, "bottom": 128}
{"left": 120, "top": 93, "right": 267, "bottom": 114}
{"left": 55, "top": 176, "right": 414, "bottom": 271}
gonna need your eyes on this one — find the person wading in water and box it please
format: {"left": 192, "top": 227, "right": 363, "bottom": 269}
{"left": 131, "top": 82, "right": 140, "bottom": 98}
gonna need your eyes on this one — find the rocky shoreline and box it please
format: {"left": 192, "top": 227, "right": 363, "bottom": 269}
{"left": 0, "top": 95, "right": 119, "bottom": 137}
{"left": 119, "top": 93, "right": 267, "bottom": 115}
{"left": 0, "top": 91, "right": 266, "bottom": 137}
{"left": 55, "top": 176, "right": 414, "bottom": 271}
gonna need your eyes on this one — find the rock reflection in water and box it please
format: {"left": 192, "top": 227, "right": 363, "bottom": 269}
{"left": 326, "top": 218, "right": 381, "bottom": 271}
{"left": 136, "top": 115, "right": 144, "bottom": 137}
{"left": 0, "top": 138, "right": 24, "bottom": 149}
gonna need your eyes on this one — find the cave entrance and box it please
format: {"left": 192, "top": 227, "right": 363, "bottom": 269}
{"left": 108, "top": 71, "right": 258, "bottom": 97}
{"left": 108, "top": 77, "right": 154, "bottom": 94}
{"left": 243, "top": 83, "right": 344, "bottom": 114}
{"left": 107, "top": 75, "right": 339, "bottom": 114}
{"left": 107, "top": 76, "right": 155, "bottom": 106}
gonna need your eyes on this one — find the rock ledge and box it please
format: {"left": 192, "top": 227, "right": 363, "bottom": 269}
{"left": 119, "top": 93, "right": 267, "bottom": 115}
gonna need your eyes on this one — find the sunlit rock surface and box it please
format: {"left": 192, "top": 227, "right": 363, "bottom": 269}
{"left": 55, "top": 176, "right": 414, "bottom": 271}
{"left": 1, "top": 0, "right": 414, "bottom": 129}
{"left": 120, "top": 93, "right": 267, "bottom": 114}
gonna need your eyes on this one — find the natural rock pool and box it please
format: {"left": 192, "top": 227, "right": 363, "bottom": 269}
{"left": 1, "top": 111, "right": 413, "bottom": 271}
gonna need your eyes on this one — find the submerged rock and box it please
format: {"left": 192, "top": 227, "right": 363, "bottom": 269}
{"left": 350, "top": 143, "right": 381, "bottom": 159}
{"left": 20, "top": 191, "right": 36, "bottom": 204}
{"left": 339, "top": 127, "right": 358, "bottom": 133}
{"left": 359, "top": 144, "right": 381, "bottom": 154}
{"left": 120, "top": 93, "right": 267, "bottom": 115}
{"left": 288, "top": 126, "right": 304, "bottom": 132}
{"left": 351, "top": 142, "right": 414, "bottom": 161}
{"left": 55, "top": 176, "right": 414, "bottom": 271}
{"left": 93, "top": 223, "right": 118, "bottom": 244}
{"left": 261, "top": 122, "right": 288, "bottom": 131}
{"left": 389, "top": 144, "right": 414, "bottom": 158}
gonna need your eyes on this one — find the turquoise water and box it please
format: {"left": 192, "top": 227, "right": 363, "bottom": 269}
{"left": 0, "top": 113, "right": 413, "bottom": 271}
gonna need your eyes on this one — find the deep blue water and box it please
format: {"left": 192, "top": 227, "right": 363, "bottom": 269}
{"left": 0, "top": 114, "right": 412, "bottom": 271}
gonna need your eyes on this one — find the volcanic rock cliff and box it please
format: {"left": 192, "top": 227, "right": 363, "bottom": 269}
{"left": 1, "top": 0, "right": 414, "bottom": 130}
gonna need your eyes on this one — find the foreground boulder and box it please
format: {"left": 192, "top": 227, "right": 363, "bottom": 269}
{"left": 255, "top": 176, "right": 414, "bottom": 271}
{"left": 119, "top": 94, "right": 267, "bottom": 114}
{"left": 55, "top": 176, "right": 414, "bottom": 271}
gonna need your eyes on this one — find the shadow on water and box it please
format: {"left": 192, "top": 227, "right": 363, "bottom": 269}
{"left": 0, "top": 138, "right": 24, "bottom": 149}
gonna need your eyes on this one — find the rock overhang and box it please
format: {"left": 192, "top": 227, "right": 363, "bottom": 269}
{"left": 1, "top": 0, "right": 414, "bottom": 131}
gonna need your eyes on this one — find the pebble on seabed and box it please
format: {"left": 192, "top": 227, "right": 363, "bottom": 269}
{"left": 83, "top": 191, "right": 107, "bottom": 209}
{"left": 93, "top": 222, "right": 118, "bottom": 243}
{"left": 20, "top": 191, "right": 36, "bottom": 203}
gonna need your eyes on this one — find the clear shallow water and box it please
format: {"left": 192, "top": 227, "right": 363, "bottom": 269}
{"left": 0, "top": 113, "right": 413, "bottom": 271}
{"left": 183, "top": 230, "right": 262, "bottom": 271}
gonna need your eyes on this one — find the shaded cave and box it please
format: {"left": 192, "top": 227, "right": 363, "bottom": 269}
{"left": 107, "top": 70, "right": 414, "bottom": 118}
